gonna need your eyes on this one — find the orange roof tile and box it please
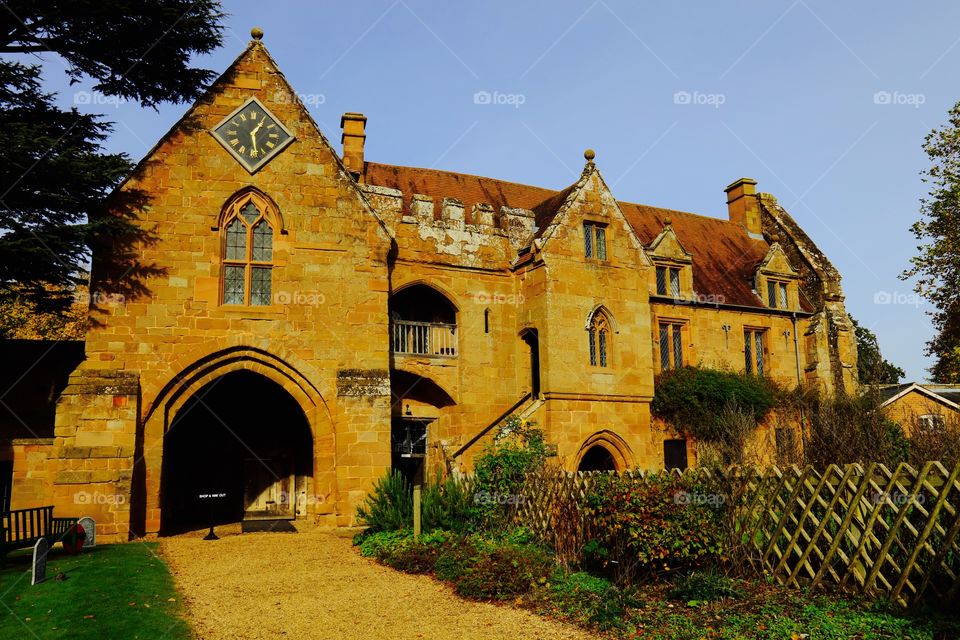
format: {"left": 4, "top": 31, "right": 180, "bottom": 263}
{"left": 363, "top": 162, "right": 810, "bottom": 311}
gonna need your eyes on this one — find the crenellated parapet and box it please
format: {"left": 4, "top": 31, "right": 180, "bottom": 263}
{"left": 359, "top": 183, "right": 537, "bottom": 267}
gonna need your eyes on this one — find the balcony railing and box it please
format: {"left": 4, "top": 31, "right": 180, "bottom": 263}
{"left": 391, "top": 320, "right": 457, "bottom": 358}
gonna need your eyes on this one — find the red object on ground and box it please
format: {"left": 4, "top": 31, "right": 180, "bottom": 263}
{"left": 62, "top": 523, "right": 86, "bottom": 555}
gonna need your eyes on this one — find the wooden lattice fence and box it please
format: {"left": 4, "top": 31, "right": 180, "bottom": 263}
{"left": 512, "top": 463, "right": 960, "bottom": 606}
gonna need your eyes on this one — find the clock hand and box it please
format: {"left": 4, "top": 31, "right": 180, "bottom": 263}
{"left": 249, "top": 116, "right": 266, "bottom": 152}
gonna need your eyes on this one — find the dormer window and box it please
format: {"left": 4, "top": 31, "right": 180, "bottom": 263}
{"left": 584, "top": 222, "right": 607, "bottom": 260}
{"left": 767, "top": 279, "right": 790, "bottom": 309}
{"left": 755, "top": 243, "right": 799, "bottom": 311}
{"left": 656, "top": 266, "right": 682, "bottom": 297}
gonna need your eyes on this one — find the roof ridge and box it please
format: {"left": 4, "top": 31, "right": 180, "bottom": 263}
{"left": 365, "top": 160, "right": 737, "bottom": 225}
{"left": 364, "top": 161, "right": 561, "bottom": 198}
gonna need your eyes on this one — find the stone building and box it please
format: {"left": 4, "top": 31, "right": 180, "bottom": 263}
{"left": 0, "top": 32, "right": 857, "bottom": 541}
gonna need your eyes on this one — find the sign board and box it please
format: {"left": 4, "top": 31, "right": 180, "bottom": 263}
{"left": 31, "top": 538, "right": 49, "bottom": 585}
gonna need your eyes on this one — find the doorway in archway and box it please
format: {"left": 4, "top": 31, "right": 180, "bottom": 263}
{"left": 160, "top": 370, "right": 312, "bottom": 533}
{"left": 577, "top": 445, "right": 617, "bottom": 472}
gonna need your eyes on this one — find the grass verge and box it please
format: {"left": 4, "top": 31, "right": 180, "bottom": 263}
{"left": 0, "top": 542, "right": 191, "bottom": 639}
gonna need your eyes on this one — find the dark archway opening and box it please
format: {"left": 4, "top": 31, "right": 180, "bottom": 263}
{"left": 160, "top": 370, "right": 312, "bottom": 534}
{"left": 578, "top": 445, "right": 617, "bottom": 472}
{"left": 521, "top": 329, "right": 540, "bottom": 398}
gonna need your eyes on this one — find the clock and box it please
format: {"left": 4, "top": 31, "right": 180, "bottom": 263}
{"left": 211, "top": 97, "right": 294, "bottom": 173}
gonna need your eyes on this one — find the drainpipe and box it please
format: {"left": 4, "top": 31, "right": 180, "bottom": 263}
{"left": 791, "top": 312, "right": 802, "bottom": 386}
{"left": 792, "top": 312, "right": 807, "bottom": 447}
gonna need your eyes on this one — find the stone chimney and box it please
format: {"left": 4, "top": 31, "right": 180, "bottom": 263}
{"left": 724, "top": 177, "right": 761, "bottom": 236}
{"left": 340, "top": 112, "right": 367, "bottom": 181}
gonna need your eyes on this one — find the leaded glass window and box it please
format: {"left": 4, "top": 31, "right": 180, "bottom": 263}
{"left": 745, "top": 329, "right": 766, "bottom": 375}
{"left": 221, "top": 194, "right": 275, "bottom": 306}
{"left": 673, "top": 323, "right": 683, "bottom": 368}
{"left": 223, "top": 265, "right": 245, "bottom": 305}
{"left": 659, "top": 323, "right": 670, "bottom": 370}
{"left": 655, "top": 265, "right": 682, "bottom": 298}
{"left": 767, "top": 279, "right": 790, "bottom": 309}
{"left": 755, "top": 331, "right": 764, "bottom": 375}
{"left": 252, "top": 221, "right": 272, "bottom": 261}
{"left": 589, "top": 310, "right": 611, "bottom": 367}
{"left": 241, "top": 202, "right": 260, "bottom": 224}
{"left": 589, "top": 326, "right": 597, "bottom": 366}
{"left": 225, "top": 219, "right": 245, "bottom": 260}
{"left": 584, "top": 223, "right": 608, "bottom": 260}
{"left": 251, "top": 267, "right": 272, "bottom": 306}
{"left": 659, "top": 322, "right": 684, "bottom": 370}
{"left": 598, "top": 326, "right": 608, "bottom": 367}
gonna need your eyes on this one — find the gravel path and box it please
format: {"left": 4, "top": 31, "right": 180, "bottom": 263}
{"left": 160, "top": 526, "right": 593, "bottom": 640}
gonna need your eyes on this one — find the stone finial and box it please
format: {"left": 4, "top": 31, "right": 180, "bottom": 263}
{"left": 663, "top": 216, "right": 672, "bottom": 226}
{"left": 251, "top": 27, "right": 264, "bottom": 40}
{"left": 584, "top": 149, "right": 596, "bottom": 162}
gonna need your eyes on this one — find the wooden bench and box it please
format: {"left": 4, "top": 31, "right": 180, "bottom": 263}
{"left": 1, "top": 506, "right": 78, "bottom": 563}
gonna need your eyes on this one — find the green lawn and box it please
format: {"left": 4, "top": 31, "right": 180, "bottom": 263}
{"left": 0, "top": 541, "right": 192, "bottom": 639}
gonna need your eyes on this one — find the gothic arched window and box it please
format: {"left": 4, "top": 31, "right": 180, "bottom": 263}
{"left": 588, "top": 309, "right": 611, "bottom": 367}
{"left": 221, "top": 192, "right": 275, "bottom": 306}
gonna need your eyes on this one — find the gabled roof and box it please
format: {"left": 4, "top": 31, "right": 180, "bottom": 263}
{"left": 362, "top": 162, "right": 810, "bottom": 311}
{"left": 878, "top": 382, "right": 960, "bottom": 411}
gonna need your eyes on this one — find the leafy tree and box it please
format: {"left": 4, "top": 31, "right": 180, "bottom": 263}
{"left": 850, "top": 316, "right": 905, "bottom": 384}
{"left": 903, "top": 101, "right": 960, "bottom": 382}
{"left": 0, "top": 281, "right": 89, "bottom": 340}
{"left": 651, "top": 367, "right": 779, "bottom": 442}
{"left": 0, "top": 1, "right": 224, "bottom": 314}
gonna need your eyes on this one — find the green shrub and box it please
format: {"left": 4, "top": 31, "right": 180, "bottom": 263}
{"left": 651, "top": 366, "right": 779, "bottom": 441}
{"left": 582, "top": 472, "right": 726, "bottom": 583}
{"left": 453, "top": 544, "right": 553, "bottom": 600}
{"left": 668, "top": 569, "right": 744, "bottom": 604}
{"left": 422, "top": 473, "right": 478, "bottom": 533}
{"left": 434, "top": 536, "right": 490, "bottom": 582}
{"left": 383, "top": 532, "right": 452, "bottom": 574}
{"left": 549, "top": 571, "right": 635, "bottom": 630}
{"left": 356, "top": 470, "right": 412, "bottom": 532}
{"left": 473, "top": 416, "right": 546, "bottom": 526}
{"left": 356, "top": 529, "right": 412, "bottom": 559}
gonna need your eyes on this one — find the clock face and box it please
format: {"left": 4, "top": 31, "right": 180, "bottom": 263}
{"left": 211, "top": 98, "right": 294, "bottom": 172}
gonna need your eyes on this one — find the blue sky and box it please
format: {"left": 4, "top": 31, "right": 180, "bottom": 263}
{"left": 35, "top": 1, "right": 960, "bottom": 380}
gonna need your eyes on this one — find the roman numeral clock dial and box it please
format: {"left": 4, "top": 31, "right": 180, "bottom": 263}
{"left": 211, "top": 97, "right": 294, "bottom": 173}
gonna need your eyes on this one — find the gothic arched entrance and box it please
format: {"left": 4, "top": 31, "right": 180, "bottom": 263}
{"left": 160, "top": 370, "right": 313, "bottom": 533}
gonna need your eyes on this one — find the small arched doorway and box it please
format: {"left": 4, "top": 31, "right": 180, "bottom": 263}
{"left": 577, "top": 445, "right": 618, "bottom": 472}
{"left": 520, "top": 329, "right": 541, "bottom": 398}
{"left": 160, "top": 370, "right": 313, "bottom": 533}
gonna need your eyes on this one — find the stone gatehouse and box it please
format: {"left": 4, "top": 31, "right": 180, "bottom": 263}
{"left": 0, "top": 32, "right": 857, "bottom": 542}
